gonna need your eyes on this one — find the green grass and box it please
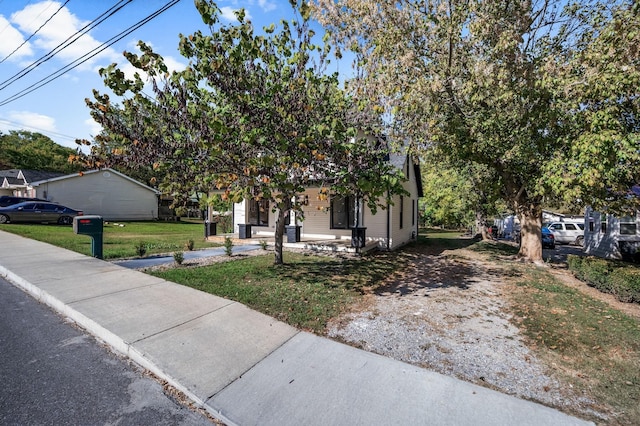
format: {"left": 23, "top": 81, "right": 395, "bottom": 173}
{"left": 151, "top": 251, "right": 404, "bottom": 333}
{"left": 0, "top": 220, "right": 220, "bottom": 259}
{"left": 509, "top": 267, "right": 640, "bottom": 425}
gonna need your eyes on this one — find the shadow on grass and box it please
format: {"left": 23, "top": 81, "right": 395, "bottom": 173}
{"left": 369, "top": 236, "right": 513, "bottom": 296}
{"left": 274, "top": 251, "right": 402, "bottom": 294}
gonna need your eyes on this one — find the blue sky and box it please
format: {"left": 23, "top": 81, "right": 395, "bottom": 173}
{"left": 0, "top": 0, "right": 311, "bottom": 150}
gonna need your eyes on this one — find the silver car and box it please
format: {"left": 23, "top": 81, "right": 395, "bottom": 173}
{"left": 0, "top": 201, "right": 83, "bottom": 225}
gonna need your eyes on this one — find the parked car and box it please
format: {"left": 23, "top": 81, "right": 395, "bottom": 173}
{"left": 545, "top": 220, "right": 585, "bottom": 245}
{"left": 542, "top": 227, "right": 555, "bottom": 249}
{"left": 0, "top": 201, "right": 83, "bottom": 225}
{"left": 0, "top": 196, "right": 47, "bottom": 207}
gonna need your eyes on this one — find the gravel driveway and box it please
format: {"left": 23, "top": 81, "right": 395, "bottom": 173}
{"left": 327, "top": 244, "right": 602, "bottom": 420}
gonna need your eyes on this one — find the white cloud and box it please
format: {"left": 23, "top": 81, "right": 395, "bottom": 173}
{"left": 0, "top": 15, "right": 34, "bottom": 61}
{"left": 257, "top": 0, "right": 277, "bottom": 12}
{"left": 3, "top": 110, "right": 57, "bottom": 132}
{"left": 10, "top": 1, "right": 119, "bottom": 71}
{"left": 220, "top": 7, "right": 252, "bottom": 22}
{"left": 84, "top": 117, "right": 102, "bottom": 137}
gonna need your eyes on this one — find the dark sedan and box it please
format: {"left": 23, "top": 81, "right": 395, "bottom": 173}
{"left": 542, "top": 226, "right": 555, "bottom": 249}
{"left": 0, "top": 196, "right": 47, "bottom": 207}
{"left": 0, "top": 201, "right": 83, "bottom": 225}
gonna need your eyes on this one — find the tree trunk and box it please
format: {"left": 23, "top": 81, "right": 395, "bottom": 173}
{"left": 475, "top": 209, "right": 488, "bottom": 240}
{"left": 273, "top": 199, "right": 291, "bottom": 265}
{"left": 516, "top": 202, "right": 543, "bottom": 263}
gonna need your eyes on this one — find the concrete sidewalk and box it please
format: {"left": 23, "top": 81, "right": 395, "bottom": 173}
{"left": 0, "top": 230, "right": 592, "bottom": 426}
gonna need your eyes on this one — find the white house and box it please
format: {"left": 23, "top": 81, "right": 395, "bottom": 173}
{"left": 0, "top": 169, "right": 65, "bottom": 197}
{"left": 227, "top": 154, "right": 423, "bottom": 251}
{"left": 31, "top": 168, "right": 160, "bottom": 221}
{"left": 584, "top": 206, "right": 640, "bottom": 262}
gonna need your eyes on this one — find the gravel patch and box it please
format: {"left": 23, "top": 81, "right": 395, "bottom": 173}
{"left": 327, "top": 249, "right": 601, "bottom": 419}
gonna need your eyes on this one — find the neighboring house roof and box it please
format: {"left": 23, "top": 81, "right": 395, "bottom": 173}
{"left": 30, "top": 168, "right": 161, "bottom": 194}
{"left": 0, "top": 169, "right": 65, "bottom": 183}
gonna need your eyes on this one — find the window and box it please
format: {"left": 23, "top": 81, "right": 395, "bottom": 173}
{"left": 620, "top": 217, "right": 637, "bottom": 235}
{"left": 248, "top": 199, "right": 269, "bottom": 226}
{"left": 577, "top": 223, "right": 585, "bottom": 230}
{"left": 601, "top": 219, "right": 607, "bottom": 233}
{"left": 565, "top": 224, "right": 577, "bottom": 231}
{"left": 550, "top": 223, "right": 563, "bottom": 231}
{"left": 330, "top": 196, "right": 361, "bottom": 229}
{"left": 399, "top": 196, "right": 404, "bottom": 229}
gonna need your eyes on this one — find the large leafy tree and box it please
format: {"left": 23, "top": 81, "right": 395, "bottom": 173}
{"left": 314, "top": 0, "right": 640, "bottom": 263}
{"left": 544, "top": 3, "right": 640, "bottom": 214}
{"left": 83, "top": 0, "right": 405, "bottom": 264}
{"left": 1, "top": 130, "right": 82, "bottom": 173}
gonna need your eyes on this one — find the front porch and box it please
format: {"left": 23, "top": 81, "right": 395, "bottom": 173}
{"left": 206, "top": 234, "right": 379, "bottom": 254}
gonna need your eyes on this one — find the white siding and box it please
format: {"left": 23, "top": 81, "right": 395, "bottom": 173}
{"left": 229, "top": 156, "right": 423, "bottom": 250}
{"left": 585, "top": 208, "right": 640, "bottom": 260}
{"left": 234, "top": 199, "right": 278, "bottom": 236}
{"left": 34, "top": 170, "right": 158, "bottom": 221}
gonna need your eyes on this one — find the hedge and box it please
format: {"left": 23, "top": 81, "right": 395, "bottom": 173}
{"left": 567, "top": 255, "right": 640, "bottom": 304}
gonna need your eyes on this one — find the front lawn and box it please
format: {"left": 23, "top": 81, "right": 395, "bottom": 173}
{"left": 151, "top": 250, "right": 404, "bottom": 333}
{"left": 508, "top": 267, "right": 640, "bottom": 425}
{"left": 0, "top": 220, "right": 220, "bottom": 259}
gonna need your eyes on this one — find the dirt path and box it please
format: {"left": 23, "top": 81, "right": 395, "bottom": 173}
{"left": 326, "top": 244, "right": 613, "bottom": 422}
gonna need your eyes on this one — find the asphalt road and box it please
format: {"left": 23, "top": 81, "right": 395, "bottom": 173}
{"left": 0, "top": 277, "right": 215, "bottom": 426}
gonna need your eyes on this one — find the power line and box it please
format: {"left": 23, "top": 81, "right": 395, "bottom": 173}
{"left": 0, "top": 0, "right": 133, "bottom": 91}
{"left": 0, "top": 117, "right": 82, "bottom": 142}
{"left": 0, "top": 0, "right": 182, "bottom": 107}
{"left": 0, "top": 0, "right": 71, "bottom": 64}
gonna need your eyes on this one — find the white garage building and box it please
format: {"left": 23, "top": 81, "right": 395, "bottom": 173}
{"left": 31, "top": 168, "right": 160, "bottom": 221}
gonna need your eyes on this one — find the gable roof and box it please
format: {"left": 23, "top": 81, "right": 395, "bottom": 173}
{"left": 30, "top": 168, "right": 160, "bottom": 194}
{"left": 0, "top": 169, "right": 66, "bottom": 183}
{"left": 388, "top": 153, "right": 424, "bottom": 198}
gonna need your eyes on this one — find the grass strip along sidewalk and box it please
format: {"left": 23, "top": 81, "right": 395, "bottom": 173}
{"left": 151, "top": 251, "right": 401, "bottom": 333}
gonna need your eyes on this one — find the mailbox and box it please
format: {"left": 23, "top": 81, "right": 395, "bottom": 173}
{"left": 73, "top": 215, "right": 104, "bottom": 259}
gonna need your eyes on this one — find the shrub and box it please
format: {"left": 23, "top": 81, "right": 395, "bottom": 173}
{"left": 259, "top": 239, "right": 268, "bottom": 250}
{"left": 173, "top": 251, "right": 184, "bottom": 265}
{"left": 579, "top": 256, "right": 615, "bottom": 293}
{"left": 224, "top": 237, "right": 233, "bottom": 256}
{"left": 609, "top": 268, "right": 640, "bottom": 303}
{"left": 566, "top": 255, "right": 583, "bottom": 276}
{"left": 568, "top": 255, "right": 640, "bottom": 304}
{"left": 184, "top": 239, "right": 195, "bottom": 251}
{"left": 135, "top": 241, "right": 147, "bottom": 257}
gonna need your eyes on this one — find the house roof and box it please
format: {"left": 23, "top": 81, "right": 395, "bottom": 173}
{"left": 30, "top": 168, "right": 161, "bottom": 194}
{"left": 0, "top": 169, "right": 66, "bottom": 183}
{"left": 388, "top": 153, "right": 424, "bottom": 198}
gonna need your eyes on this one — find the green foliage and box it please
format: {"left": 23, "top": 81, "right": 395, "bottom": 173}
{"left": 224, "top": 236, "right": 233, "bottom": 256}
{"left": 259, "top": 239, "right": 268, "bottom": 250}
{"left": 184, "top": 239, "right": 195, "bottom": 251}
{"left": 315, "top": 0, "right": 640, "bottom": 261}
{"left": 135, "top": 241, "right": 147, "bottom": 257}
{"left": 173, "top": 251, "right": 184, "bottom": 265}
{"left": 568, "top": 255, "right": 640, "bottom": 303}
{"left": 543, "top": 5, "right": 640, "bottom": 213}
{"left": 83, "top": 0, "right": 405, "bottom": 265}
{"left": 0, "top": 130, "right": 83, "bottom": 173}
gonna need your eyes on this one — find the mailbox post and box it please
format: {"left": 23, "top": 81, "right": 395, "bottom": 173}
{"left": 73, "top": 215, "right": 104, "bottom": 259}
